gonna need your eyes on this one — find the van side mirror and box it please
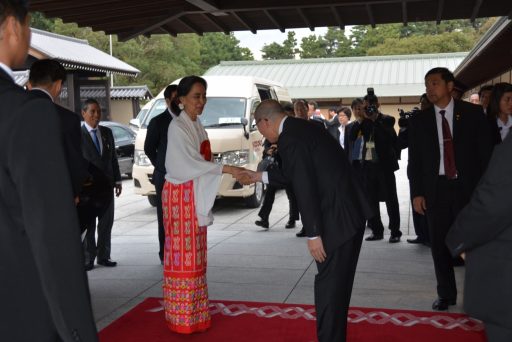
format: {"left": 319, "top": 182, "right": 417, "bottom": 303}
{"left": 240, "top": 117, "right": 249, "bottom": 140}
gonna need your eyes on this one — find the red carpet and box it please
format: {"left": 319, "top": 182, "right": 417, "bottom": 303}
{"left": 99, "top": 298, "right": 486, "bottom": 342}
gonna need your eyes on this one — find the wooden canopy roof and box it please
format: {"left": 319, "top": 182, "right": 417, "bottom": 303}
{"left": 30, "top": 0, "right": 512, "bottom": 41}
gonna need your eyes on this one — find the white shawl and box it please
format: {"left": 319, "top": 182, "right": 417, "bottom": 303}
{"left": 165, "top": 111, "right": 222, "bottom": 226}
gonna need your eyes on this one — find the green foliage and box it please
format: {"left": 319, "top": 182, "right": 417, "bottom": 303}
{"left": 199, "top": 32, "right": 253, "bottom": 70}
{"left": 366, "top": 32, "right": 474, "bottom": 55}
{"left": 297, "top": 18, "right": 493, "bottom": 59}
{"left": 261, "top": 31, "right": 298, "bottom": 59}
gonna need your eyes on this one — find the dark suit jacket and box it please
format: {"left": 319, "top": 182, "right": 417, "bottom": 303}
{"left": 487, "top": 116, "right": 503, "bottom": 145}
{"left": 446, "top": 133, "right": 512, "bottom": 327}
{"left": 144, "top": 109, "right": 173, "bottom": 173}
{"left": 325, "top": 115, "right": 341, "bottom": 141}
{"left": 349, "top": 113, "right": 399, "bottom": 172}
{"left": 268, "top": 117, "right": 372, "bottom": 253}
{"left": 30, "top": 89, "right": 88, "bottom": 196}
{"left": 409, "top": 100, "right": 493, "bottom": 204}
{"left": 81, "top": 124, "right": 121, "bottom": 199}
{"left": 0, "top": 70, "right": 97, "bottom": 341}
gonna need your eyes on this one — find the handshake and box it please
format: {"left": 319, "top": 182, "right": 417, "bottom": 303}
{"left": 223, "top": 166, "right": 262, "bottom": 185}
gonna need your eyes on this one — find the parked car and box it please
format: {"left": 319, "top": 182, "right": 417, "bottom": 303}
{"left": 100, "top": 121, "right": 136, "bottom": 178}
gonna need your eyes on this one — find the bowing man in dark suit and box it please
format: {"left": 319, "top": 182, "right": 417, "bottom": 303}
{"left": 409, "top": 67, "right": 493, "bottom": 311}
{"left": 27, "top": 58, "right": 88, "bottom": 200}
{"left": 79, "top": 98, "right": 122, "bottom": 270}
{"left": 0, "top": 1, "right": 97, "bottom": 341}
{"left": 144, "top": 84, "right": 179, "bottom": 263}
{"left": 446, "top": 133, "right": 512, "bottom": 342}
{"left": 240, "top": 100, "right": 372, "bottom": 342}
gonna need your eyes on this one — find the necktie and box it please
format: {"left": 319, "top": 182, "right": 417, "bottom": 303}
{"left": 439, "top": 110, "right": 456, "bottom": 179}
{"left": 91, "top": 129, "right": 101, "bottom": 154}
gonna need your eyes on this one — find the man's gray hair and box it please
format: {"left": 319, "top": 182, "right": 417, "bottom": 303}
{"left": 254, "top": 99, "right": 285, "bottom": 122}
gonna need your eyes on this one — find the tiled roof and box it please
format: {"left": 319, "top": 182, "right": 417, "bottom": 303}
{"left": 204, "top": 52, "right": 468, "bottom": 99}
{"left": 30, "top": 28, "right": 140, "bottom": 76}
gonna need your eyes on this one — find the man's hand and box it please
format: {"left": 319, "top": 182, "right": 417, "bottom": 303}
{"left": 460, "top": 252, "right": 466, "bottom": 260}
{"left": 308, "top": 237, "right": 327, "bottom": 263}
{"left": 237, "top": 170, "right": 262, "bottom": 185}
{"left": 115, "top": 183, "right": 122, "bottom": 197}
{"left": 413, "top": 196, "right": 427, "bottom": 215}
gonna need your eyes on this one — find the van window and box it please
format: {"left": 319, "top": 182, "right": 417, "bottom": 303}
{"left": 201, "top": 98, "right": 247, "bottom": 128}
{"left": 142, "top": 99, "right": 167, "bottom": 127}
{"left": 250, "top": 100, "right": 260, "bottom": 131}
{"left": 257, "top": 86, "right": 272, "bottom": 101}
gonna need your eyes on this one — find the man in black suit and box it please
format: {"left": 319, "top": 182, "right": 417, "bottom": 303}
{"left": 0, "top": 1, "right": 97, "bottom": 340}
{"left": 350, "top": 91, "right": 402, "bottom": 243}
{"left": 27, "top": 58, "right": 88, "bottom": 201}
{"left": 240, "top": 100, "right": 372, "bottom": 342}
{"left": 79, "top": 98, "right": 122, "bottom": 270}
{"left": 144, "top": 84, "right": 179, "bottom": 263}
{"left": 446, "top": 133, "right": 512, "bottom": 342}
{"left": 409, "top": 67, "right": 493, "bottom": 311}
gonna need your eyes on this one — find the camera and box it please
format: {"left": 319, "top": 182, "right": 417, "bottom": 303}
{"left": 365, "top": 88, "right": 379, "bottom": 117}
{"left": 398, "top": 107, "right": 419, "bottom": 128}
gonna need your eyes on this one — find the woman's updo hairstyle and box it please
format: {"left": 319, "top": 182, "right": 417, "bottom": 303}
{"left": 177, "top": 75, "right": 207, "bottom": 98}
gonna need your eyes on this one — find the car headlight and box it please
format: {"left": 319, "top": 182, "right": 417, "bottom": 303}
{"left": 219, "top": 149, "right": 249, "bottom": 166}
{"left": 134, "top": 150, "right": 152, "bottom": 166}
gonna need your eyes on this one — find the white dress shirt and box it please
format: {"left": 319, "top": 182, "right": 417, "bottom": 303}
{"left": 433, "top": 98, "right": 455, "bottom": 176}
{"left": 338, "top": 124, "right": 345, "bottom": 148}
{"left": 0, "top": 62, "right": 14, "bottom": 81}
{"left": 83, "top": 122, "right": 103, "bottom": 154}
{"left": 497, "top": 115, "right": 512, "bottom": 141}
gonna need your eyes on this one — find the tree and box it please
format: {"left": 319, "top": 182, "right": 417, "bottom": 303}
{"left": 199, "top": 33, "right": 253, "bottom": 71}
{"left": 261, "top": 31, "right": 298, "bottom": 59}
{"left": 299, "top": 35, "right": 328, "bottom": 58}
{"left": 366, "top": 32, "right": 474, "bottom": 56}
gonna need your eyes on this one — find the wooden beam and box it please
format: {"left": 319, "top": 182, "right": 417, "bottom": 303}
{"left": 117, "top": 12, "right": 184, "bottom": 41}
{"left": 230, "top": 11, "right": 257, "bottom": 34}
{"left": 366, "top": 4, "right": 375, "bottom": 28}
{"left": 160, "top": 24, "right": 178, "bottom": 37}
{"left": 264, "top": 9, "right": 285, "bottom": 32}
{"left": 331, "top": 6, "right": 344, "bottom": 30}
{"left": 470, "top": 0, "right": 484, "bottom": 23}
{"left": 436, "top": 0, "right": 445, "bottom": 24}
{"left": 177, "top": 17, "right": 203, "bottom": 35}
{"left": 297, "top": 8, "right": 314, "bottom": 31}
{"left": 185, "top": 0, "right": 219, "bottom": 12}
{"left": 201, "top": 13, "right": 230, "bottom": 34}
{"left": 402, "top": 1, "right": 408, "bottom": 26}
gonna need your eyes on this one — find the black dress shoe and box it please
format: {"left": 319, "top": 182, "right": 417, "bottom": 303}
{"left": 97, "top": 259, "right": 117, "bottom": 267}
{"left": 285, "top": 220, "right": 296, "bottom": 229}
{"left": 255, "top": 219, "right": 269, "bottom": 229}
{"left": 407, "top": 237, "right": 424, "bottom": 244}
{"left": 84, "top": 262, "right": 94, "bottom": 271}
{"left": 365, "top": 234, "right": 383, "bottom": 241}
{"left": 389, "top": 236, "right": 401, "bottom": 243}
{"left": 432, "top": 298, "right": 456, "bottom": 311}
{"left": 296, "top": 228, "right": 306, "bottom": 237}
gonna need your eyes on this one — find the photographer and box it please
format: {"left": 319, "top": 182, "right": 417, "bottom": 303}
{"left": 255, "top": 138, "right": 299, "bottom": 231}
{"left": 350, "top": 89, "right": 402, "bottom": 243}
{"left": 398, "top": 94, "right": 431, "bottom": 245}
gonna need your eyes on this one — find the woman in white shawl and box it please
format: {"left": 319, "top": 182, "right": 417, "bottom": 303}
{"left": 162, "top": 75, "right": 242, "bottom": 334}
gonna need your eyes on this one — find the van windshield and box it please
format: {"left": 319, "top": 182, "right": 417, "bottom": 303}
{"left": 200, "top": 97, "right": 246, "bottom": 128}
{"left": 142, "top": 98, "right": 168, "bottom": 128}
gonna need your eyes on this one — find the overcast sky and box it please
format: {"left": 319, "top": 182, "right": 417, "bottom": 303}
{"left": 234, "top": 27, "right": 328, "bottom": 60}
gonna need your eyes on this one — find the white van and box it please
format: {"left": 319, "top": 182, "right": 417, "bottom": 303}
{"left": 132, "top": 76, "right": 291, "bottom": 207}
